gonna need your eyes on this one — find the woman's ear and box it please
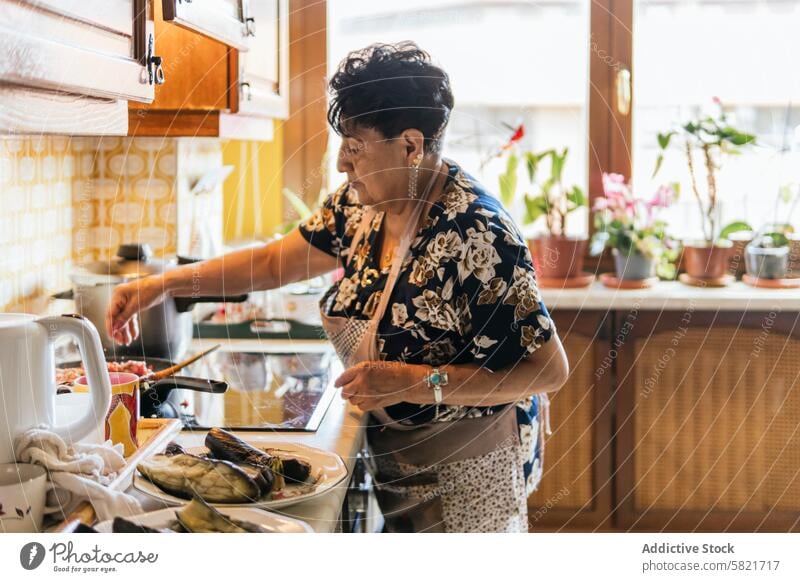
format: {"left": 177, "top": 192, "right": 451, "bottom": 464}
{"left": 401, "top": 129, "right": 425, "bottom": 165}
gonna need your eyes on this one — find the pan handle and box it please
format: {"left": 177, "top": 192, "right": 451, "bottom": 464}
{"left": 173, "top": 294, "right": 249, "bottom": 313}
{"left": 142, "top": 376, "right": 228, "bottom": 408}
{"left": 172, "top": 255, "right": 249, "bottom": 312}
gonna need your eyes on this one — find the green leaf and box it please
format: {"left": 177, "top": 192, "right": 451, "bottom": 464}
{"left": 765, "top": 232, "right": 790, "bottom": 247}
{"left": 523, "top": 194, "right": 549, "bottom": 225}
{"left": 566, "top": 185, "right": 587, "bottom": 209}
{"left": 550, "top": 148, "right": 568, "bottom": 184}
{"left": 282, "top": 188, "right": 313, "bottom": 220}
{"left": 779, "top": 184, "right": 796, "bottom": 204}
{"left": 657, "top": 131, "right": 675, "bottom": 150}
{"left": 498, "top": 152, "right": 519, "bottom": 207}
{"left": 652, "top": 154, "right": 665, "bottom": 179}
{"left": 523, "top": 151, "right": 539, "bottom": 183}
{"left": 719, "top": 221, "right": 753, "bottom": 240}
{"left": 730, "top": 133, "right": 756, "bottom": 146}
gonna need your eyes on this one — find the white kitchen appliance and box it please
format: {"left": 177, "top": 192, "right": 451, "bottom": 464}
{"left": 0, "top": 313, "right": 111, "bottom": 464}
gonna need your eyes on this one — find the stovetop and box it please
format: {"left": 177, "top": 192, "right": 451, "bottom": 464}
{"left": 171, "top": 348, "right": 340, "bottom": 432}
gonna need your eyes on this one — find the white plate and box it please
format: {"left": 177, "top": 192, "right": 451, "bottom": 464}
{"left": 133, "top": 440, "right": 348, "bottom": 509}
{"left": 95, "top": 506, "right": 313, "bottom": 533}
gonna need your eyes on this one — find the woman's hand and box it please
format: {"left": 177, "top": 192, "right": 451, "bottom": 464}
{"left": 105, "top": 275, "right": 170, "bottom": 346}
{"left": 334, "top": 361, "right": 420, "bottom": 411}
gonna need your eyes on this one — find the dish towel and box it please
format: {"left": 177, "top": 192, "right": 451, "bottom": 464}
{"left": 14, "top": 427, "right": 143, "bottom": 523}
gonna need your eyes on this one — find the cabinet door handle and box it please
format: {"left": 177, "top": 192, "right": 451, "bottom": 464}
{"left": 241, "top": 81, "right": 252, "bottom": 101}
{"left": 245, "top": 16, "right": 256, "bottom": 37}
{"left": 147, "top": 34, "right": 165, "bottom": 85}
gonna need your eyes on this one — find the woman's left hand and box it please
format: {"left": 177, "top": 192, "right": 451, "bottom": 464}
{"left": 334, "top": 361, "right": 419, "bottom": 411}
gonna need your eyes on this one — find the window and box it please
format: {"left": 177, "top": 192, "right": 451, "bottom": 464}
{"left": 632, "top": 0, "right": 800, "bottom": 238}
{"left": 324, "top": 0, "right": 800, "bottom": 241}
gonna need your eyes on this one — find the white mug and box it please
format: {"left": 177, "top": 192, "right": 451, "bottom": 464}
{"left": 0, "top": 464, "right": 57, "bottom": 533}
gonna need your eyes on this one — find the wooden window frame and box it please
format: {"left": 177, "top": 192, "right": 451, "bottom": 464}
{"left": 586, "top": 0, "right": 634, "bottom": 272}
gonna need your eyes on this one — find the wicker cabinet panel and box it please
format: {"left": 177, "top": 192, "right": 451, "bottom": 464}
{"left": 530, "top": 331, "right": 595, "bottom": 507}
{"left": 528, "top": 310, "right": 613, "bottom": 529}
{"left": 629, "top": 326, "right": 800, "bottom": 526}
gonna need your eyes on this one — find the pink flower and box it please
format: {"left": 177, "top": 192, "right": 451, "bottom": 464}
{"left": 592, "top": 197, "right": 609, "bottom": 212}
{"left": 647, "top": 184, "right": 676, "bottom": 210}
{"left": 712, "top": 96, "right": 722, "bottom": 106}
{"left": 602, "top": 172, "right": 628, "bottom": 196}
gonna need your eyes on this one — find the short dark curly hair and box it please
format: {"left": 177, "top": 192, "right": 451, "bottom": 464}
{"left": 327, "top": 41, "right": 454, "bottom": 154}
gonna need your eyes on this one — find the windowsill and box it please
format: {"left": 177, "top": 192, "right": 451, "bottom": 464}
{"left": 541, "top": 280, "right": 799, "bottom": 312}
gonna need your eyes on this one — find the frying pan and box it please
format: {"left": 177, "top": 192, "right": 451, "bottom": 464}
{"left": 58, "top": 355, "right": 227, "bottom": 418}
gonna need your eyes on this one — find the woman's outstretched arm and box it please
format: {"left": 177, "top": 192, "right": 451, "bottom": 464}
{"left": 106, "top": 228, "right": 338, "bottom": 344}
{"left": 336, "top": 331, "right": 570, "bottom": 411}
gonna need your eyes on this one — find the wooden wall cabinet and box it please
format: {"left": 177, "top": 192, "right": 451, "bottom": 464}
{"left": 229, "top": 0, "right": 289, "bottom": 120}
{"left": 0, "top": 0, "right": 161, "bottom": 135}
{"left": 129, "top": 0, "right": 288, "bottom": 139}
{"left": 162, "top": 0, "right": 253, "bottom": 51}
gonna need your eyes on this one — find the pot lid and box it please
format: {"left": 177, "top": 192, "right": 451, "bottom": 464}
{"left": 71, "top": 244, "right": 173, "bottom": 285}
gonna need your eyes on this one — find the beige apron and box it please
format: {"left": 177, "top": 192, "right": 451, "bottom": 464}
{"left": 319, "top": 186, "right": 548, "bottom": 532}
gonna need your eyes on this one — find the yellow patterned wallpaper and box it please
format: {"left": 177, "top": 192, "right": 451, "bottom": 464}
{"left": 73, "top": 137, "right": 223, "bottom": 264}
{"left": 0, "top": 136, "right": 74, "bottom": 313}
{"left": 0, "top": 136, "right": 225, "bottom": 313}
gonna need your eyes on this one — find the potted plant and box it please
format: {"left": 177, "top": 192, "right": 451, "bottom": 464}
{"left": 590, "top": 173, "right": 679, "bottom": 281}
{"left": 773, "top": 183, "right": 800, "bottom": 275}
{"left": 653, "top": 99, "right": 756, "bottom": 280}
{"left": 745, "top": 228, "right": 791, "bottom": 280}
{"left": 719, "top": 220, "right": 755, "bottom": 278}
{"left": 499, "top": 147, "right": 588, "bottom": 279}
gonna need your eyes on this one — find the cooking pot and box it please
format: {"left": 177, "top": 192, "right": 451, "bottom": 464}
{"left": 61, "top": 244, "right": 247, "bottom": 360}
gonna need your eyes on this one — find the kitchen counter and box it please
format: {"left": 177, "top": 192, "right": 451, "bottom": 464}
{"left": 125, "top": 338, "right": 367, "bottom": 533}
{"left": 127, "top": 390, "right": 366, "bottom": 532}
{"left": 541, "top": 280, "right": 800, "bottom": 312}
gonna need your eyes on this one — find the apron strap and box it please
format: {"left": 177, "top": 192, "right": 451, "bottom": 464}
{"left": 367, "top": 183, "right": 437, "bottom": 333}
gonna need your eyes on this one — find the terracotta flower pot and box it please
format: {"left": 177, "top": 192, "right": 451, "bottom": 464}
{"left": 528, "top": 235, "right": 587, "bottom": 279}
{"left": 726, "top": 231, "right": 753, "bottom": 279}
{"left": 682, "top": 240, "right": 733, "bottom": 279}
{"left": 788, "top": 234, "right": 800, "bottom": 276}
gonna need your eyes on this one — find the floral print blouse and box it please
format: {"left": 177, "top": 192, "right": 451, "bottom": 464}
{"left": 299, "top": 158, "right": 556, "bottom": 494}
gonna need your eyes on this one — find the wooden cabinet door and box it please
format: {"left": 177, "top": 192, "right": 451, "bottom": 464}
{"left": 527, "top": 309, "right": 615, "bottom": 530}
{"left": 615, "top": 310, "right": 800, "bottom": 532}
{"left": 231, "top": 0, "right": 289, "bottom": 119}
{"left": 162, "top": 0, "right": 252, "bottom": 50}
{"left": 0, "top": 0, "right": 159, "bottom": 103}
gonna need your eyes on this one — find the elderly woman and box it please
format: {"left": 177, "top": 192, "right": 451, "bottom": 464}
{"left": 107, "top": 42, "right": 569, "bottom": 533}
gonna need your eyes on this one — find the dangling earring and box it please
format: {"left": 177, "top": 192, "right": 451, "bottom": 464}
{"left": 408, "top": 153, "right": 423, "bottom": 199}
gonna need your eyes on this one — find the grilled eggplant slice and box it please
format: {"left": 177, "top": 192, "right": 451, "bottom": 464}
{"left": 137, "top": 452, "right": 261, "bottom": 503}
{"left": 175, "top": 497, "right": 264, "bottom": 533}
{"left": 205, "top": 427, "right": 312, "bottom": 487}
{"left": 112, "top": 517, "right": 173, "bottom": 533}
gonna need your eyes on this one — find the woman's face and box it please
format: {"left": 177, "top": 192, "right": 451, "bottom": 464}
{"left": 336, "top": 125, "right": 422, "bottom": 208}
